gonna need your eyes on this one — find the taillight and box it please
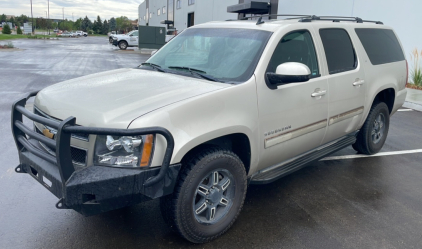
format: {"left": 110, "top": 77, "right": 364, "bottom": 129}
{"left": 405, "top": 60, "right": 409, "bottom": 87}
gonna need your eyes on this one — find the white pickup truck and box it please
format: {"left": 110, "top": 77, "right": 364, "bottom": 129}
{"left": 74, "top": 31, "right": 88, "bottom": 37}
{"left": 112, "top": 30, "right": 138, "bottom": 50}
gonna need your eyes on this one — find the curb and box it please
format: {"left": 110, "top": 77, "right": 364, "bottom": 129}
{"left": 403, "top": 101, "right": 422, "bottom": 112}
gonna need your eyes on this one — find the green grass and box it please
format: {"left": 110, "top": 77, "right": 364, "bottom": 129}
{"left": 89, "top": 34, "right": 107, "bottom": 37}
{"left": 0, "top": 34, "right": 28, "bottom": 41}
{"left": 0, "top": 34, "right": 58, "bottom": 41}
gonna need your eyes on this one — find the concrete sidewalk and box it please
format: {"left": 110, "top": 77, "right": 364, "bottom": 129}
{"left": 403, "top": 88, "right": 422, "bottom": 111}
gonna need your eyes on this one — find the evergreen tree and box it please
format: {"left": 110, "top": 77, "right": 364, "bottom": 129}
{"left": 0, "top": 14, "right": 6, "bottom": 22}
{"left": 102, "top": 20, "right": 109, "bottom": 35}
{"left": 80, "top": 16, "right": 92, "bottom": 32}
{"left": 93, "top": 15, "right": 102, "bottom": 34}
{"left": 109, "top": 17, "right": 116, "bottom": 32}
{"left": 17, "top": 26, "right": 22, "bottom": 34}
{"left": 2, "top": 24, "right": 11, "bottom": 34}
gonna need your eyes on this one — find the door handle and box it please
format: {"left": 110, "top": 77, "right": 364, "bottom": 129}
{"left": 353, "top": 79, "right": 365, "bottom": 86}
{"left": 311, "top": 90, "right": 327, "bottom": 97}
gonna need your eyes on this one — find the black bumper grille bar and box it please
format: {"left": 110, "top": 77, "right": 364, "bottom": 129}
{"left": 12, "top": 91, "right": 175, "bottom": 187}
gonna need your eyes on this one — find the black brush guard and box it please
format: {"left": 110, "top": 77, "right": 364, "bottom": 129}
{"left": 12, "top": 92, "right": 181, "bottom": 216}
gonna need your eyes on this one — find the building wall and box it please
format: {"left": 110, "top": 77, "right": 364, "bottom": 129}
{"left": 173, "top": 0, "right": 238, "bottom": 31}
{"left": 139, "top": 0, "right": 238, "bottom": 32}
{"left": 139, "top": 0, "right": 168, "bottom": 28}
{"left": 277, "top": 0, "right": 422, "bottom": 60}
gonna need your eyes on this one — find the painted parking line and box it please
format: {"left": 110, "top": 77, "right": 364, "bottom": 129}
{"left": 397, "top": 109, "right": 413, "bottom": 112}
{"left": 321, "top": 149, "right": 422, "bottom": 161}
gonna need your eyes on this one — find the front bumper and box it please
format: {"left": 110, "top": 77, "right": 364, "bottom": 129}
{"left": 112, "top": 39, "right": 118, "bottom": 46}
{"left": 12, "top": 92, "right": 180, "bottom": 216}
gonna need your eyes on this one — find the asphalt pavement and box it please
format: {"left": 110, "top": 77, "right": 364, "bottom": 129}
{"left": 1, "top": 37, "right": 422, "bottom": 249}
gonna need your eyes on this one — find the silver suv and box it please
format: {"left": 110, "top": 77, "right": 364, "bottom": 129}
{"left": 12, "top": 15, "right": 407, "bottom": 243}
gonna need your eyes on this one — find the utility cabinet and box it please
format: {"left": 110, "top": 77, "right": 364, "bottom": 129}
{"left": 138, "top": 26, "right": 166, "bottom": 49}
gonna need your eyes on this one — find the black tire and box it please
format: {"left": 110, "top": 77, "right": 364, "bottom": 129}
{"left": 353, "top": 102, "right": 390, "bottom": 155}
{"left": 160, "top": 147, "right": 247, "bottom": 243}
{"left": 118, "top": 41, "right": 128, "bottom": 50}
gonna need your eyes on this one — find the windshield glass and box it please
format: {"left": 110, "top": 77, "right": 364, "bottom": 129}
{"left": 145, "top": 28, "right": 272, "bottom": 83}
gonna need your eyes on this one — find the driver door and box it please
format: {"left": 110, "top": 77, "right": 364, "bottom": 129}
{"left": 256, "top": 29, "right": 329, "bottom": 171}
{"left": 129, "top": 31, "right": 139, "bottom": 46}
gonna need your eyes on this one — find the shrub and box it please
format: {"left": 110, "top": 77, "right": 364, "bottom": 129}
{"left": 410, "top": 48, "right": 422, "bottom": 86}
{"left": 6, "top": 41, "right": 14, "bottom": 48}
{"left": 2, "top": 24, "right": 11, "bottom": 34}
{"left": 17, "top": 26, "right": 22, "bottom": 35}
{"left": 88, "top": 30, "right": 94, "bottom": 35}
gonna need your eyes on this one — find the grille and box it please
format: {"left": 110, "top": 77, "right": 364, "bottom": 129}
{"left": 71, "top": 147, "right": 87, "bottom": 165}
{"left": 35, "top": 126, "right": 88, "bottom": 167}
{"left": 33, "top": 107, "right": 89, "bottom": 141}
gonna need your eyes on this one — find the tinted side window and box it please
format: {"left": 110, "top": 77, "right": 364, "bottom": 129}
{"left": 355, "top": 28, "right": 404, "bottom": 65}
{"left": 267, "top": 30, "right": 320, "bottom": 77}
{"left": 319, "top": 29, "right": 357, "bottom": 74}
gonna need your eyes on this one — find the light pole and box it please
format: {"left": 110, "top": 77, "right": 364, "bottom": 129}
{"left": 45, "top": 11, "right": 47, "bottom": 36}
{"left": 48, "top": 0, "right": 50, "bottom": 34}
{"left": 30, "top": 0, "right": 34, "bottom": 34}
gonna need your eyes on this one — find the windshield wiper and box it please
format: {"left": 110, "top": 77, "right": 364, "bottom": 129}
{"left": 167, "top": 66, "right": 221, "bottom": 82}
{"left": 168, "top": 66, "right": 206, "bottom": 74}
{"left": 140, "top": 63, "right": 165, "bottom": 72}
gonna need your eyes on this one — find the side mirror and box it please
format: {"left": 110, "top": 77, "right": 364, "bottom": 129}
{"left": 151, "top": 50, "right": 158, "bottom": 56}
{"left": 266, "top": 62, "right": 311, "bottom": 89}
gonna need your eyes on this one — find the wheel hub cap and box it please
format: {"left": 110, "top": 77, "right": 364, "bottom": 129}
{"left": 371, "top": 113, "right": 385, "bottom": 144}
{"left": 193, "top": 169, "right": 235, "bottom": 224}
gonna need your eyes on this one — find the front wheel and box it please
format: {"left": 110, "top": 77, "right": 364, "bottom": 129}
{"left": 160, "top": 147, "right": 247, "bottom": 243}
{"left": 353, "top": 102, "right": 390, "bottom": 155}
{"left": 118, "top": 41, "right": 128, "bottom": 50}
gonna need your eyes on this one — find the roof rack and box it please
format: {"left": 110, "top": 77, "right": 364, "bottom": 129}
{"left": 227, "top": 14, "right": 383, "bottom": 25}
{"left": 299, "top": 15, "right": 383, "bottom": 24}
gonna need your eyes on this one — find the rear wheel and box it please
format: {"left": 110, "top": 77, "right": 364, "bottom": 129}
{"left": 160, "top": 147, "right": 247, "bottom": 243}
{"left": 109, "top": 37, "right": 113, "bottom": 43}
{"left": 353, "top": 102, "right": 390, "bottom": 155}
{"left": 118, "top": 41, "right": 128, "bottom": 50}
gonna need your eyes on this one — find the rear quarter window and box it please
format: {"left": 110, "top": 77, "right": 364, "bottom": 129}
{"left": 355, "top": 28, "right": 405, "bottom": 65}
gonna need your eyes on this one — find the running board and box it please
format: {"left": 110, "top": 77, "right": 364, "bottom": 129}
{"left": 250, "top": 134, "right": 357, "bottom": 184}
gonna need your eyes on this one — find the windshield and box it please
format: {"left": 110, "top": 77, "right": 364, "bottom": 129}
{"left": 145, "top": 28, "right": 272, "bottom": 83}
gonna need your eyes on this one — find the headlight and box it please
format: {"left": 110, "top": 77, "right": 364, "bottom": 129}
{"left": 94, "top": 135, "right": 154, "bottom": 168}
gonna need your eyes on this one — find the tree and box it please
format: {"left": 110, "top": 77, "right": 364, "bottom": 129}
{"left": 80, "top": 16, "right": 92, "bottom": 32}
{"left": 102, "top": 20, "right": 109, "bottom": 35}
{"left": 8, "top": 16, "right": 15, "bottom": 26}
{"left": 2, "top": 24, "right": 11, "bottom": 34}
{"left": 116, "top": 16, "right": 131, "bottom": 33}
{"left": 93, "top": 15, "right": 102, "bottom": 34}
{"left": 17, "top": 26, "right": 22, "bottom": 34}
{"left": 0, "top": 14, "right": 6, "bottom": 23}
{"left": 73, "top": 17, "right": 83, "bottom": 30}
{"left": 109, "top": 17, "right": 116, "bottom": 32}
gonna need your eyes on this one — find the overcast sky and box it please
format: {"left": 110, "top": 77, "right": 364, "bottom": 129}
{"left": 0, "top": 0, "right": 142, "bottom": 21}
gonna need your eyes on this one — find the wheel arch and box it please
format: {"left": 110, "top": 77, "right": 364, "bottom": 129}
{"left": 178, "top": 133, "right": 252, "bottom": 175}
{"left": 372, "top": 87, "right": 395, "bottom": 114}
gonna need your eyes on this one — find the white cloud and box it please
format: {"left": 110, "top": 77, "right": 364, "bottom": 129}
{"left": 0, "top": 0, "right": 141, "bottom": 21}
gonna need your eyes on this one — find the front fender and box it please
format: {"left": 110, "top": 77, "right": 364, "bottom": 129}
{"left": 128, "top": 76, "right": 260, "bottom": 175}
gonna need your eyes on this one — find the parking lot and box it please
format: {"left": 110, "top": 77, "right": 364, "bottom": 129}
{"left": 1, "top": 37, "right": 422, "bottom": 248}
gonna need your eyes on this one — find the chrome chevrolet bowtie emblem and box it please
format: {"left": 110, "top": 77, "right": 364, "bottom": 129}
{"left": 42, "top": 128, "right": 55, "bottom": 139}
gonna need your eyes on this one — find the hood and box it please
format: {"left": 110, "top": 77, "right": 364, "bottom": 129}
{"left": 35, "top": 68, "right": 229, "bottom": 128}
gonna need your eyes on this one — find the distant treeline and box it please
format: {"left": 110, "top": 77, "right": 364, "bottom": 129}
{"left": 1, "top": 14, "right": 134, "bottom": 34}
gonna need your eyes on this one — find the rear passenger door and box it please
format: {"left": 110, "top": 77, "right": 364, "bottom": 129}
{"left": 318, "top": 28, "right": 367, "bottom": 144}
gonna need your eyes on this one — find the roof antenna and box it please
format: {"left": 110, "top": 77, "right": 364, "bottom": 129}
{"left": 256, "top": 16, "right": 265, "bottom": 25}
